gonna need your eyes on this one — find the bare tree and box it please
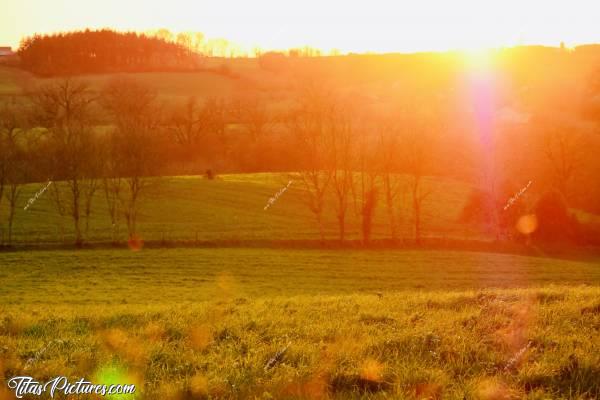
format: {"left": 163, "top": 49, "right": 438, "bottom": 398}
{"left": 401, "top": 108, "right": 437, "bottom": 245}
{"left": 0, "top": 100, "right": 29, "bottom": 245}
{"left": 329, "top": 105, "right": 355, "bottom": 241}
{"left": 232, "top": 96, "right": 271, "bottom": 142}
{"left": 203, "top": 98, "right": 228, "bottom": 148}
{"left": 473, "top": 128, "right": 503, "bottom": 240}
{"left": 29, "top": 79, "right": 97, "bottom": 246}
{"left": 168, "top": 96, "right": 228, "bottom": 172}
{"left": 407, "top": 156, "right": 428, "bottom": 243}
{"left": 353, "top": 125, "right": 379, "bottom": 245}
{"left": 0, "top": 105, "right": 14, "bottom": 226}
{"left": 170, "top": 96, "right": 206, "bottom": 148}
{"left": 583, "top": 66, "right": 600, "bottom": 131}
{"left": 289, "top": 87, "right": 335, "bottom": 241}
{"left": 101, "top": 137, "right": 123, "bottom": 243}
{"left": 102, "top": 77, "right": 163, "bottom": 240}
{"left": 0, "top": 100, "right": 24, "bottom": 215}
{"left": 82, "top": 176, "right": 99, "bottom": 238}
{"left": 103, "top": 177, "right": 122, "bottom": 243}
{"left": 48, "top": 179, "right": 67, "bottom": 243}
{"left": 5, "top": 168, "right": 26, "bottom": 246}
{"left": 376, "top": 119, "right": 403, "bottom": 241}
{"left": 543, "top": 120, "right": 582, "bottom": 204}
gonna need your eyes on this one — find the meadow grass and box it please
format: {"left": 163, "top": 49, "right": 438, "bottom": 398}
{"left": 1, "top": 248, "right": 599, "bottom": 305}
{"left": 1, "top": 248, "right": 600, "bottom": 398}
{"left": 1, "top": 286, "right": 599, "bottom": 399}
{"left": 2, "top": 173, "right": 481, "bottom": 246}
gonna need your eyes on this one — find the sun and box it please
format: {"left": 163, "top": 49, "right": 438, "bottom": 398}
{"left": 462, "top": 48, "right": 496, "bottom": 71}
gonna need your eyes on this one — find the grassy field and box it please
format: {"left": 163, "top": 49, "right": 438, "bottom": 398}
{"left": 2, "top": 288, "right": 600, "bottom": 399}
{"left": 1, "top": 248, "right": 600, "bottom": 304}
{"left": 2, "top": 64, "right": 600, "bottom": 399}
{"left": 1, "top": 173, "right": 482, "bottom": 246}
{"left": 1, "top": 248, "right": 600, "bottom": 399}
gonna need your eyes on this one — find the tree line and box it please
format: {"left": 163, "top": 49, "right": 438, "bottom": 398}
{"left": 0, "top": 77, "right": 301, "bottom": 246}
{"left": 18, "top": 30, "right": 200, "bottom": 75}
{"left": 1, "top": 75, "right": 599, "bottom": 247}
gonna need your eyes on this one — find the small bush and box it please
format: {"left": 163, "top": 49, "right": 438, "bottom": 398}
{"left": 361, "top": 189, "right": 378, "bottom": 244}
{"left": 531, "top": 191, "right": 579, "bottom": 244}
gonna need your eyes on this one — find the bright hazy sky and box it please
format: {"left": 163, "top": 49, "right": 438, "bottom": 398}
{"left": 1, "top": 0, "right": 599, "bottom": 53}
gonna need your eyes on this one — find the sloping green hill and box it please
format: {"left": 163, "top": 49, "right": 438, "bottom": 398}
{"left": 2, "top": 173, "right": 478, "bottom": 245}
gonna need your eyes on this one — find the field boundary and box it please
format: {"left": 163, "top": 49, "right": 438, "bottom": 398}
{"left": 1, "top": 237, "right": 599, "bottom": 261}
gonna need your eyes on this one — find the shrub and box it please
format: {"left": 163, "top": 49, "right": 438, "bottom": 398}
{"left": 531, "top": 191, "right": 579, "bottom": 244}
{"left": 361, "top": 189, "right": 378, "bottom": 244}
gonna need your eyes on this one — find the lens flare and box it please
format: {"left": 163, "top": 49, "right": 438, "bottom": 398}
{"left": 188, "top": 374, "right": 209, "bottom": 397}
{"left": 127, "top": 235, "right": 144, "bottom": 252}
{"left": 516, "top": 214, "right": 538, "bottom": 235}
{"left": 93, "top": 364, "right": 140, "bottom": 399}
{"left": 189, "top": 325, "right": 213, "bottom": 351}
{"left": 360, "top": 358, "right": 385, "bottom": 382}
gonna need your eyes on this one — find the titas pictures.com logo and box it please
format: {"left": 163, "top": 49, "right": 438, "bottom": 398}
{"left": 7, "top": 376, "right": 136, "bottom": 398}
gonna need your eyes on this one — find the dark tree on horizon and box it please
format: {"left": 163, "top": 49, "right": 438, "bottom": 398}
{"left": 18, "top": 29, "right": 200, "bottom": 76}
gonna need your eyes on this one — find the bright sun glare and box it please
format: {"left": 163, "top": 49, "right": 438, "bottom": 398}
{"left": 463, "top": 48, "right": 495, "bottom": 70}
{"left": 1, "top": 0, "right": 600, "bottom": 53}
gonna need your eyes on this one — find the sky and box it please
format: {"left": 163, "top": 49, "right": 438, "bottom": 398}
{"left": 1, "top": 0, "right": 599, "bottom": 53}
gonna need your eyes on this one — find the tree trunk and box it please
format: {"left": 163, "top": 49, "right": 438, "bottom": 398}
{"left": 384, "top": 178, "right": 397, "bottom": 241}
{"left": 413, "top": 189, "right": 421, "bottom": 245}
{"left": 316, "top": 210, "right": 325, "bottom": 242}
{"left": 337, "top": 211, "right": 346, "bottom": 242}
{"left": 74, "top": 219, "right": 82, "bottom": 246}
{"left": 414, "top": 203, "right": 421, "bottom": 245}
{"left": 7, "top": 210, "right": 14, "bottom": 245}
{"left": 7, "top": 184, "right": 19, "bottom": 246}
{"left": 84, "top": 182, "right": 96, "bottom": 240}
{"left": 71, "top": 179, "right": 83, "bottom": 247}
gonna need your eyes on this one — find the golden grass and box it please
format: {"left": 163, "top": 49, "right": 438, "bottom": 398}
{"left": 1, "top": 287, "right": 599, "bottom": 399}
